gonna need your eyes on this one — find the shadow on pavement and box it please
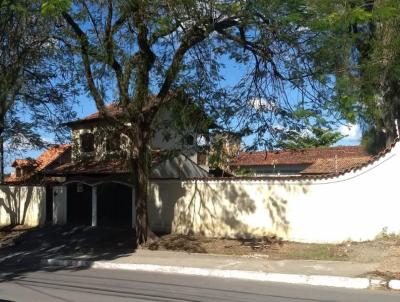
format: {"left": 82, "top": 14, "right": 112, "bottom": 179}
{"left": 0, "top": 225, "right": 136, "bottom": 281}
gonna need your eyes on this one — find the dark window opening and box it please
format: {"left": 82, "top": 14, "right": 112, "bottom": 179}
{"left": 106, "top": 134, "right": 121, "bottom": 152}
{"left": 16, "top": 167, "right": 22, "bottom": 177}
{"left": 186, "top": 134, "right": 195, "bottom": 146}
{"left": 80, "top": 133, "right": 95, "bottom": 153}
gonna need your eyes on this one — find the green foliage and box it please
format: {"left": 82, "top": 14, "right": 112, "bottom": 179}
{"left": 41, "top": 0, "right": 71, "bottom": 15}
{"left": 232, "top": 167, "right": 255, "bottom": 177}
{"left": 316, "top": 0, "right": 400, "bottom": 147}
{"left": 0, "top": 0, "right": 76, "bottom": 169}
{"left": 278, "top": 127, "right": 344, "bottom": 150}
{"left": 361, "top": 127, "right": 387, "bottom": 155}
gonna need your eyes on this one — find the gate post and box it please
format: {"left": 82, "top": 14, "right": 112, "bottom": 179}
{"left": 53, "top": 186, "right": 67, "bottom": 225}
{"left": 132, "top": 187, "right": 136, "bottom": 229}
{"left": 92, "top": 186, "right": 97, "bottom": 227}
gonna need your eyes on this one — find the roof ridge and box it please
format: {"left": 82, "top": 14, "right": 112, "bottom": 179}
{"left": 240, "top": 145, "right": 364, "bottom": 154}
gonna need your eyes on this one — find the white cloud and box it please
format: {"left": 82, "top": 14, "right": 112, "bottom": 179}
{"left": 337, "top": 124, "right": 362, "bottom": 145}
{"left": 248, "top": 97, "right": 277, "bottom": 111}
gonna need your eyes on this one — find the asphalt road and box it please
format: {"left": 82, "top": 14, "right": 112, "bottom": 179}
{"left": 0, "top": 267, "right": 400, "bottom": 302}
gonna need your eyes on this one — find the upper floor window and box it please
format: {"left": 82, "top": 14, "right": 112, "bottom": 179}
{"left": 106, "top": 134, "right": 121, "bottom": 152}
{"left": 185, "top": 134, "right": 195, "bottom": 146}
{"left": 16, "top": 167, "right": 22, "bottom": 177}
{"left": 80, "top": 133, "right": 95, "bottom": 153}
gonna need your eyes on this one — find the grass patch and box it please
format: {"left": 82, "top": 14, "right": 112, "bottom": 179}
{"left": 282, "top": 244, "right": 349, "bottom": 261}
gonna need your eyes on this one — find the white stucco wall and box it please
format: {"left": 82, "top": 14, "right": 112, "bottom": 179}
{"left": 0, "top": 186, "right": 46, "bottom": 227}
{"left": 149, "top": 142, "right": 400, "bottom": 243}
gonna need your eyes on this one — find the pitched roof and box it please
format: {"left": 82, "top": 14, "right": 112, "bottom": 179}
{"left": 35, "top": 144, "right": 71, "bottom": 172}
{"left": 64, "top": 103, "right": 123, "bottom": 126}
{"left": 189, "top": 139, "right": 400, "bottom": 181}
{"left": 230, "top": 145, "right": 370, "bottom": 167}
{"left": 81, "top": 103, "right": 122, "bottom": 121}
{"left": 300, "top": 156, "right": 371, "bottom": 175}
{"left": 11, "top": 159, "right": 37, "bottom": 168}
{"left": 4, "top": 144, "right": 70, "bottom": 184}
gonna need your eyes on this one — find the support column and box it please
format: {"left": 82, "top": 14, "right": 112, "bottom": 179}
{"left": 53, "top": 186, "right": 67, "bottom": 225}
{"left": 132, "top": 187, "right": 136, "bottom": 229}
{"left": 92, "top": 186, "right": 97, "bottom": 227}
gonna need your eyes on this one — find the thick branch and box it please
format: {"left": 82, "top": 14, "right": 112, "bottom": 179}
{"left": 62, "top": 12, "right": 105, "bottom": 112}
{"left": 103, "top": 0, "right": 128, "bottom": 105}
{"left": 132, "top": 10, "right": 155, "bottom": 113}
{"left": 154, "top": 17, "right": 239, "bottom": 109}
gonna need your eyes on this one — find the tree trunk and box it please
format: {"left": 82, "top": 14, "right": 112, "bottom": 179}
{"left": 0, "top": 115, "right": 4, "bottom": 184}
{"left": 131, "top": 120, "right": 152, "bottom": 246}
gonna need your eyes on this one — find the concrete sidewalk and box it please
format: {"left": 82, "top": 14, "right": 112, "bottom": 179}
{"left": 60, "top": 249, "right": 379, "bottom": 277}
{"left": 42, "top": 249, "right": 400, "bottom": 291}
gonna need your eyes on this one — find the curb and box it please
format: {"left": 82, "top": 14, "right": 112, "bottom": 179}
{"left": 43, "top": 258, "right": 400, "bottom": 291}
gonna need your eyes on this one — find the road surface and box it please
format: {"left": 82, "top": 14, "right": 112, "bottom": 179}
{"left": 0, "top": 267, "right": 399, "bottom": 302}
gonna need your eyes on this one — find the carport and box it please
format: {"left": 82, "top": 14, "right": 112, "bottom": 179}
{"left": 62, "top": 178, "right": 135, "bottom": 229}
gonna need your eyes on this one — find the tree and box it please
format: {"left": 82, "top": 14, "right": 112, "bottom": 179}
{"left": 317, "top": 0, "right": 400, "bottom": 153}
{"left": 276, "top": 107, "right": 344, "bottom": 149}
{"left": 0, "top": 0, "right": 77, "bottom": 182}
{"left": 278, "top": 127, "right": 344, "bottom": 149}
{"left": 49, "top": 0, "right": 344, "bottom": 245}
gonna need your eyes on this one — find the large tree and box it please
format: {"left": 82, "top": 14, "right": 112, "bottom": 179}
{"left": 48, "top": 0, "right": 344, "bottom": 244}
{"left": 0, "top": 0, "right": 77, "bottom": 181}
{"left": 316, "top": 0, "right": 400, "bottom": 153}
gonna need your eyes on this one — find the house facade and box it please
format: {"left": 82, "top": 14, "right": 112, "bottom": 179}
{"left": 5, "top": 106, "right": 386, "bottom": 239}
{"left": 5, "top": 103, "right": 209, "bottom": 229}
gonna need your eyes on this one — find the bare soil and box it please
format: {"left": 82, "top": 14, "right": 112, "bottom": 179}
{"left": 0, "top": 225, "right": 32, "bottom": 247}
{"left": 147, "top": 233, "right": 400, "bottom": 266}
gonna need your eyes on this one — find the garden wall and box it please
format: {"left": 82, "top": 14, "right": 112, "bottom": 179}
{"left": 0, "top": 186, "right": 46, "bottom": 227}
{"left": 149, "top": 141, "right": 400, "bottom": 243}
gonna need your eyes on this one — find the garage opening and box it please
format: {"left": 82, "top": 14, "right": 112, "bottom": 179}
{"left": 67, "top": 183, "right": 92, "bottom": 225}
{"left": 97, "top": 183, "right": 132, "bottom": 228}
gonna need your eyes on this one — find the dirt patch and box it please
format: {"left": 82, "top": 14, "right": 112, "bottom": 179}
{"left": 146, "top": 234, "right": 349, "bottom": 260}
{"left": 146, "top": 234, "right": 400, "bottom": 264}
{"left": 0, "top": 225, "right": 32, "bottom": 247}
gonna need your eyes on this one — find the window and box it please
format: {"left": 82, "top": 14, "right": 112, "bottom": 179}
{"left": 80, "top": 133, "right": 95, "bottom": 153}
{"left": 106, "top": 134, "right": 121, "bottom": 152}
{"left": 16, "top": 168, "right": 22, "bottom": 177}
{"left": 185, "top": 134, "right": 195, "bottom": 146}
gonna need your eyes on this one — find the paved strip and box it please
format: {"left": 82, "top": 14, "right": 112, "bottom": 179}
{"left": 1, "top": 268, "right": 400, "bottom": 302}
{"left": 43, "top": 258, "right": 398, "bottom": 290}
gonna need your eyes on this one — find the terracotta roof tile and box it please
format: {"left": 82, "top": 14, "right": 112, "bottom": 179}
{"left": 35, "top": 144, "right": 71, "bottom": 171}
{"left": 300, "top": 156, "right": 371, "bottom": 175}
{"left": 82, "top": 103, "right": 122, "bottom": 121}
{"left": 230, "top": 145, "right": 370, "bottom": 167}
{"left": 190, "top": 139, "right": 400, "bottom": 181}
{"left": 46, "top": 160, "right": 129, "bottom": 175}
{"left": 45, "top": 151, "right": 164, "bottom": 176}
{"left": 4, "top": 144, "right": 70, "bottom": 184}
{"left": 11, "top": 159, "right": 37, "bottom": 168}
